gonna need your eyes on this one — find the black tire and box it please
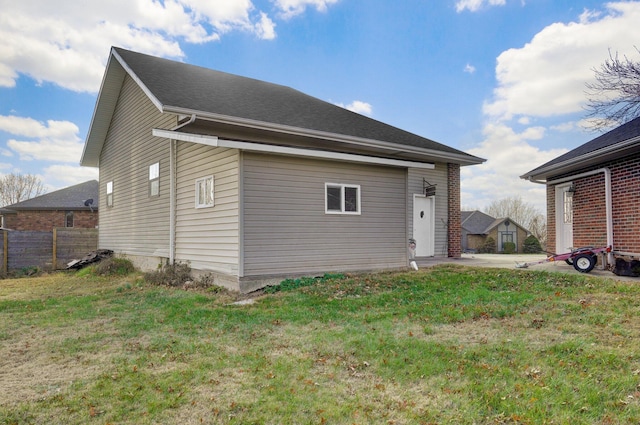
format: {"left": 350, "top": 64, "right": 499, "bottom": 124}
{"left": 573, "top": 254, "right": 596, "bottom": 273}
{"left": 565, "top": 258, "right": 573, "bottom": 265}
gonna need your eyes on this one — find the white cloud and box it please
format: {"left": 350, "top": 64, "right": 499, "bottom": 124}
{"left": 0, "top": 115, "right": 83, "bottom": 163}
{"left": 42, "top": 165, "right": 99, "bottom": 189}
{"left": 550, "top": 121, "right": 577, "bottom": 133}
{"left": 465, "top": 2, "right": 640, "bottom": 213}
{"left": 464, "top": 64, "right": 476, "bottom": 74}
{"left": 335, "top": 100, "right": 373, "bottom": 116}
{"left": 456, "top": 0, "right": 506, "bottom": 13}
{"left": 255, "top": 12, "right": 277, "bottom": 40}
{"left": 483, "top": 2, "right": 640, "bottom": 121}
{"left": 0, "top": 0, "right": 281, "bottom": 93}
{"left": 461, "top": 123, "right": 567, "bottom": 211}
{"left": 274, "top": 0, "right": 340, "bottom": 19}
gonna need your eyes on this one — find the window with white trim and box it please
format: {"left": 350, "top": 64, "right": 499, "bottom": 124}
{"left": 106, "top": 181, "right": 113, "bottom": 207}
{"left": 149, "top": 162, "right": 160, "bottom": 197}
{"left": 195, "top": 176, "right": 214, "bottom": 208}
{"left": 325, "top": 183, "right": 361, "bottom": 214}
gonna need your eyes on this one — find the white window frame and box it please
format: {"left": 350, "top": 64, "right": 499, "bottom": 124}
{"left": 106, "top": 181, "right": 113, "bottom": 207}
{"left": 325, "top": 183, "right": 361, "bottom": 215}
{"left": 195, "top": 176, "right": 214, "bottom": 209}
{"left": 149, "top": 162, "right": 160, "bottom": 197}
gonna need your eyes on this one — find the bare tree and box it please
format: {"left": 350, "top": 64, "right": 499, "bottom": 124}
{"left": 0, "top": 173, "right": 46, "bottom": 207}
{"left": 584, "top": 48, "right": 640, "bottom": 131}
{"left": 484, "top": 196, "right": 547, "bottom": 248}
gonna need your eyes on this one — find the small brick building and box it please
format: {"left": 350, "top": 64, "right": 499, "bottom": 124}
{"left": 522, "top": 117, "right": 640, "bottom": 260}
{"left": 0, "top": 180, "right": 98, "bottom": 231}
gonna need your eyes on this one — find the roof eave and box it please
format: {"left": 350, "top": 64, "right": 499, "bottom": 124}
{"left": 521, "top": 136, "right": 640, "bottom": 182}
{"left": 80, "top": 48, "right": 164, "bottom": 168}
{"left": 164, "top": 106, "right": 486, "bottom": 166}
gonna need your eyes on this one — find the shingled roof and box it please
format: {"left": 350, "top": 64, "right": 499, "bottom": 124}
{"left": 82, "top": 47, "right": 484, "bottom": 168}
{"left": 522, "top": 116, "right": 640, "bottom": 182}
{"left": 0, "top": 180, "right": 98, "bottom": 213}
{"left": 461, "top": 210, "right": 527, "bottom": 234}
{"left": 461, "top": 210, "right": 496, "bottom": 234}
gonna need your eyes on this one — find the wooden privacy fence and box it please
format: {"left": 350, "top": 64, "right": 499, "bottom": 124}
{"left": 0, "top": 228, "right": 98, "bottom": 272}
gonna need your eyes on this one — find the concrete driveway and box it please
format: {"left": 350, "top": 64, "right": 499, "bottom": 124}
{"left": 417, "top": 253, "right": 639, "bottom": 282}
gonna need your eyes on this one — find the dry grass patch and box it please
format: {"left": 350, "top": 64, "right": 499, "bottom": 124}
{"left": 2, "top": 266, "right": 640, "bottom": 424}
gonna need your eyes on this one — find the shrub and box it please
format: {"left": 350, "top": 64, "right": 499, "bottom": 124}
{"left": 502, "top": 241, "right": 516, "bottom": 254}
{"left": 479, "top": 237, "right": 496, "bottom": 254}
{"left": 144, "top": 262, "right": 193, "bottom": 287}
{"left": 523, "top": 235, "right": 542, "bottom": 253}
{"left": 12, "top": 266, "right": 41, "bottom": 278}
{"left": 94, "top": 257, "right": 136, "bottom": 276}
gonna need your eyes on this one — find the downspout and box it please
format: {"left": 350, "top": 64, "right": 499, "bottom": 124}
{"left": 169, "top": 139, "right": 176, "bottom": 264}
{"left": 543, "top": 168, "right": 613, "bottom": 264}
{"left": 168, "top": 114, "right": 196, "bottom": 264}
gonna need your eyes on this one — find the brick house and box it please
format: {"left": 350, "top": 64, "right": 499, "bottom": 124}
{"left": 521, "top": 117, "right": 640, "bottom": 266}
{"left": 461, "top": 210, "right": 529, "bottom": 253}
{"left": 0, "top": 180, "right": 98, "bottom": 231}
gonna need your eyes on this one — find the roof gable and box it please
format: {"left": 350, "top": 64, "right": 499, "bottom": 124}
{"left": 461, "top": 210, "right": 527, "bottom": 234}
{"left": 82, "top": 47, "right": 484, "bottom": 168}
{"left": 461, "top": 210, "right": 495, "bottom": 234}
{"left": 0, "top": 180, "right": 98, "bottom": 212}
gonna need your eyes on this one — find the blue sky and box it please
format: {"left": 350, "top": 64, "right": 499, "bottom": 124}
{"left": 1, "top": 0, "right": 640, "bottom": 213}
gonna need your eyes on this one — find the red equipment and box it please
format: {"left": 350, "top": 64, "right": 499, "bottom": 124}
{"left": 515, "top": 246, "right": 612, "bottom": 273}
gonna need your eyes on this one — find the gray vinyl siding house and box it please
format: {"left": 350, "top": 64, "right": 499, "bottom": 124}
{"left": 81, "top": 47, "right": 484, "bottom": 292}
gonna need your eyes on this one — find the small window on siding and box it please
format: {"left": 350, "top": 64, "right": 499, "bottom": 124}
{"left": 106, "top": 181, "right": 113, "bottom": 207}
{"left": 325, "top": 183, "right": 361, "bottom": 214}
{"left": 149, "top": 162, "right": 160, "bottom": 197}
{"left": 65, "top": 211, "right": 74, "bottom": 227}
{"left": 195, "top": 176, "right": 214, "bottom": 208}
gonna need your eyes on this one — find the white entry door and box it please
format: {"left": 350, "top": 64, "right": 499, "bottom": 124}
{"left": 413, "top": 195, "right": 435, "bottom": 257}
{"left": 555, "top": 183, "right": 574, "bottom": 254}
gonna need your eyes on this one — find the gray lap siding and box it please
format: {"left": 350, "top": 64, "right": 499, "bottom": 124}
{"left": 241, "top": 152, "right": 408, "bottom": 277}
{"left": 98, "top": 75, "right": 175, "bottom": 256}
{"left": 174, "top": 143, "right": 240, "bottom": 275}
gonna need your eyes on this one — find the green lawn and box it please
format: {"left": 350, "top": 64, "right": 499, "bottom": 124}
{"left": 1, "top": 265, "right": 639, "bottom": 424}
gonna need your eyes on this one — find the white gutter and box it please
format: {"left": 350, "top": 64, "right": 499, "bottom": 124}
{"left": 522, "top": 135, "right": 640, "bottom": 181}
{"left": 152, "top": 128, "right": 436, "bottom": 169}
{"left": 168, "top": 115, "right": 196, "bottom": 264}
{"left": 547, "top": 168, "right": 613, "bottom": 264}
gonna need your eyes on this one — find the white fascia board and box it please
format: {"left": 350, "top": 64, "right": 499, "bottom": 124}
{"left": 152, "top": 129, "right": 434, "bottom": 169}
{"left": 163, "top": 106, "right": 481, "bottom": 165}
{"left": 218, "top": 138, "right": 435, "bottom": 169}
{"left": 152, "top": 129, "right": 219, "bottom": 147}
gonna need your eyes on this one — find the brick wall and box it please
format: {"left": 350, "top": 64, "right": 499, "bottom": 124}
{"left": 573, "top": 174, "right": 607, "bottom": 248}
{"left": 547, "top": 152, "right": 640, "bottom": 254}
{"left": 610, "top": 154, "right": 640, "bottom": 253}
{"left": 2, "top": 210, "right": 98, "bottom": 231}
{"left": 447, "top": 163, "right": 461, "bottom": 257}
